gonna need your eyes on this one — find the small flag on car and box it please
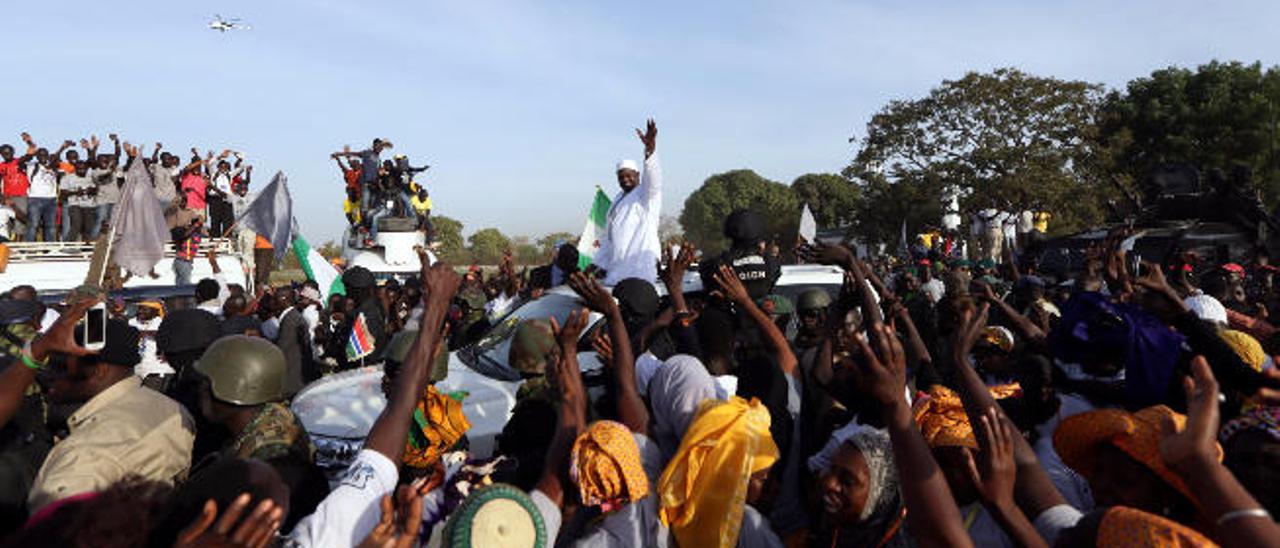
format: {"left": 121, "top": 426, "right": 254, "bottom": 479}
{"left": 346, "top": 313, "right": 375, "bottom": 360}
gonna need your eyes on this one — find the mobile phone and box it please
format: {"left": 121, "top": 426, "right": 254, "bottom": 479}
{"left": 79, "top": 304, "right": 107, "bottom": 352}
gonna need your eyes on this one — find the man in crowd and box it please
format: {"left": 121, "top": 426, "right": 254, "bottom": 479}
{"left": 167, "top": 193, "right": 204, "bottom": 286}
{"left": 591, "top": 119, "right": 662, "bottom": 285}
{"left": 24, "top": 308, "right": 195, "bottom": 512}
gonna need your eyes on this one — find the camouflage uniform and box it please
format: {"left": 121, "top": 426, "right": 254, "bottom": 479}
{"left": 226, "top": 403, "right": 315, "bottom": 463}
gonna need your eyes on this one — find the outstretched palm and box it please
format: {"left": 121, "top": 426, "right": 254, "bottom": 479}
{"left": 636, "top": 119, "right": 657, "bottom": 158}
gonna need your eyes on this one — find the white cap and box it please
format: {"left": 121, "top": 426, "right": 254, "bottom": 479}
{"left": 1184, "top": 294, "right": 1228, "bottom": 326}
{"left": 616, "top": 159, "right": 639, "bottom": 173}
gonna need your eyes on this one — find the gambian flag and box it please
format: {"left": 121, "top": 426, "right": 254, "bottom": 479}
{"left": 293, "top": 233, "right": 345, "bottom": 299}
{"left": 576, "top": 187, "right": 612, "bottom": 270}
{"left": 346, "top": 312, "right": 375, "bottom": 361}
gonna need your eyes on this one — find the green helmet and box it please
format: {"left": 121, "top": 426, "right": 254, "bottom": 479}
{"left": 385, "top": 329, "right": 449, "bottom": 383}
{"left": 797, "top": 289, "right": 832, "bottom": 311}
{"left": 194, "top": 335, "right": 286, "bottom": 406}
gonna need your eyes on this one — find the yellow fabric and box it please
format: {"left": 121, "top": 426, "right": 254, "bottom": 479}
{"left": 1053, "top": 405, "right": 1222, "bottom": 508}
{"left": 1097, "top": 506, "right": 1217, "bottom": 547}
{"left": 402, "top": 385, "right": 470, "bottom": 469}
{"left": 343, "top": 199, "right": 361, "bottom": 223}
{"left": 411, "top": 194, "right": 432, "bottom": 213}
{"left": 914, "top": 384, "right": 1020, "bottom": 449}
{"left": 1033, "top": 211, "right": 1051, "bottom": 233}
{"left": 137, "top": 300, "right": 165, "bottom": 317}
{"left": 571, "top": 420, "right": 649, "bottom": 508}
{"left": 1220, "top": 329, "right": 1266, "bottom": 371}
{"left": 658, "top": 396, "right": 778, "bottom": 548}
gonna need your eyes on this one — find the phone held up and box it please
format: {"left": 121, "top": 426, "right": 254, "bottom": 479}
{"left": 78, "top": 303, "right": 107, "bottom": 352}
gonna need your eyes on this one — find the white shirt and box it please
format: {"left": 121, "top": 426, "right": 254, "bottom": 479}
{"left": 595, "top": 154, "right": 662, "bottom": 285}
{"left": 130, "top": 317, "right": 173, "bottom": 377}
{"left": 26, "top": 164, "right": 58, "bottom": 199}
{"left": 210, "top": 166, "right": 243, "bottom": 195}
{"left": 61, "top": 173, "right": 96, "bottom": 208}
{"left": 289, "top": 449, "right": 398, "bottom": 547}
{"left": 149, "top": 163, "right": 178, "bottom": 203}
{"left": 91, "top": 167, "right": 122, "bottom": 205}
{"left": 485, "top": 292, "right": 517, "bottom": 323}
{"left": 0, "top": 205, "right": 15, "bottom": 239}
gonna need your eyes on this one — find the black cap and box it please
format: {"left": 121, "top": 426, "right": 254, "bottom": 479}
{"left": 0, "top": 299, "right": 40, "bottom": 326}
{"left": 98, "top": 320, "right": 141, "bottom": 367}
{"left": 157, "top": 308, "right": 221, "bottom": 354}
{"left": 724, "top": 209, "right": 766, "bottom": 244}
{"left": 612, "top": 278, "right": 658, "bottom": 319}
{"left": 343, "top": 266, "right": 375, "bottom": 289}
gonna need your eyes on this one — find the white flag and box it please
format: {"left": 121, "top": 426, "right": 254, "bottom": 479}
{"left": 798, "top": 203, "right": 817, "bottom": 243}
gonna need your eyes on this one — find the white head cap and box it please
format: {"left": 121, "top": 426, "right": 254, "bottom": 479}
{"left": 616, "top": 159, "right": 639, "bottom": 173}
{"left": 1185, "top": 294, "right": 1228, "bottom": 327}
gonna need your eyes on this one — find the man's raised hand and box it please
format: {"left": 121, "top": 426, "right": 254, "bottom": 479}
{"left": 636, "top": 118, "right": 657, "bottom": 158}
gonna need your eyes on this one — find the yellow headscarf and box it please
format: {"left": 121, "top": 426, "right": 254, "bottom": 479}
{"left": 403, "top": 385, "right": 471, "bottom": 469}
{"left": 1220, "top": 329, "right": 1266, "bottom": 372}
{"left": 570, "top": 420, "right": 649, "bottom": 510}
{"left": 913, "top": 384, "right": 1021, "bottom": 448}
{"left": 658, "top": 396, "right": 778, "bottom": 548}
{"left": 1097, "top": 506, "right": 1217, "bottom": 547}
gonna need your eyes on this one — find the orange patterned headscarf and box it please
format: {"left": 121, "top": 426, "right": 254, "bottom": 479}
{"left": 1053, "top": 405, "right": 1222, "bottom": 507}
{"left": 403, "top": 385, "right": 471, "bottom": 469}
{"left": 570, "top": 420, "right": 650, "bottom": 511}
{"left": 913, "top": 384, "right": 1021, "bottom": 448}
{"left": 1097, "top": 506, "right": 1217, "bottom": 547}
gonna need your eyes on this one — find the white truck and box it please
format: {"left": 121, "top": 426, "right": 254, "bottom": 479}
{"left": 0, "top": 238, "right": 248, "bottom": 296}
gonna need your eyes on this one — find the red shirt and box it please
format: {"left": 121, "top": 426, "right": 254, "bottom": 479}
{"left": 0, "top": 160, "right": 29, "bottom": 197}
{"left": 181, "top": 173, "right": 209, "bottom": 210}
{"left": 343, "top": 169, "right": 360, "bottom": 191}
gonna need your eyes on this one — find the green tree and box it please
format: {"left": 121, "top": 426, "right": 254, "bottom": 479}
{"left": 510, "top": 235, "right": 542, "bottom": 265}
{"left": 791, "top": 173, "right": 860, "bottom": 229}
{"left": 433, "top": 215, "right": 467, "bottom": 263}
{"left": 845, "top": 67, "right": 1109, "bottom": 242}
{"left": 468, "top": 228, "right": 510, "bottom": 265}
{"left": 537, "top": 232, "right": 577, "bottom": 256}
{"left": 679, "top": 169, "right": 799, "bottom": 255}
{"left": 1099, "top": 60, "right": 1280, "bottom": 207}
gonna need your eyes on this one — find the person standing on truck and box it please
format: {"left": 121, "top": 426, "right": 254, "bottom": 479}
{"left": 0, "top": 139, "right": 34, "bottom": 241}
{"left": 167, "top": 193, "right": 204, "bottom": 286}
{"left": 592, "top": 119, "right": 662, "bottom": 286}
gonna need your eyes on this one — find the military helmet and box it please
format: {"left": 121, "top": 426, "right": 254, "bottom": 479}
{"left": 797, "top": 289, "right": 832, "bottom": 311}
{"left": 194, "top": 335, "right": 286, "bottom": 405}
{"left": 385, "top": 329, "right": 449, "bottom": 383}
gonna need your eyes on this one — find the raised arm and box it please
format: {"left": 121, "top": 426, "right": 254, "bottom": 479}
{"left": 0, "top": 299, "right": 98, "bottom": 429}
{"left": 1162, "top": 356, "right": 1280, "bottom": 548}
{"left": 951, "top": 304, "right": 1070, "bottom": 520}
{"left": 636, "top": 119, "right": 661, "bottom": 206}
{"left": 363, "top": 261, "right": 460, "bottom": 461}
{"left": 713, "top": 264, "right": 798, "bottom": 376}
{"left": 974, "top": 280, "right": 1046, "bottom": 344}
{"left": 109, "top": 134, "right": 121, "bottom": 166}
{"left": 857, "top": 323, "right": 973, "bottom": 548}
{"left": 568, "top": 272, "right": 648, "bottom": 434}
{"left": 537, "top": 309, "right": 591, "bottom": 508}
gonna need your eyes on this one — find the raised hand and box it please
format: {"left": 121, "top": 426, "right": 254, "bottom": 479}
{"left": 1160, "top": 356, "right": 1220, "bottom": 472}
{"left": 29, "top": 297, "right": 103, "bottom": 361}
{"left": 174, "top": 493, "right": 283, "bottom": 548}
{"left": 567, "top": 271, "right": 616, "bottom": 314}
{"left": 962, "top": 408, "right": 1018, "bottom": 508}
{"left": 421, "top": 260, "right": 462, "bottom": 305}
{"left": 636, "top": 118, "right": 657, "bottom": 158}
{"left": 550, "top": 307, "right": 589, "bottom": 352}
{"left": 798, "top": 241, "right": 855, "bottom": 270}
{"left": 358, "top": 485, "right": 424, "bottom": 548}
{"left": 953, "top": 302, "right": 991, "bottom": 361}
{"left": 851, "top": 323, "right": 907, "bottom": 408}
{"left": 108, "top": 133, "right": 119, "bottom": 142}
{"left": 712, "top": 264, "right": 752, "bottom": 306}
{"left": 592, "top": 332, "right": 614, "bottom": 367}
{"left": 80, "top": 138, "right": 90, "bottom": 149}
{"left": 660, "top": 241, "right": 696, "bottom": 290}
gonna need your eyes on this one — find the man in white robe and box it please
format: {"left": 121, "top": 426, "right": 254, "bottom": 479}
{"left": 593, "top": 119, "right": 662, "bottom": 286}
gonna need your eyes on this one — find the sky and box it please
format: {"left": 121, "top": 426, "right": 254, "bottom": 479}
{"left": 7, "top": 0, "right": 1280, "bottom": 244}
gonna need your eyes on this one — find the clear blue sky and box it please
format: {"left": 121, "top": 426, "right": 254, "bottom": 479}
{"left": 8, "top": 1, "right": 1280, "bottom": 244}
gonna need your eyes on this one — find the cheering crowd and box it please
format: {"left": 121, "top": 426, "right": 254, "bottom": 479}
{"left": 1, "top": 119, "right": 1279, "bottom": 548}
{"left": 0, "top": 133, "right": 257, "bottom": 246}
{"left": 329, "top": 139, "right": 435, "bottom": 246}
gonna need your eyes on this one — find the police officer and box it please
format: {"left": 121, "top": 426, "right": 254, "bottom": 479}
{"left": 699, "top": 208, "right": 781, "bottom": 303}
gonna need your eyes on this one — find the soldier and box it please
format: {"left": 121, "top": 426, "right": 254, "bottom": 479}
{"left": 192, "top": 335, "right": 328, "bottom": 527}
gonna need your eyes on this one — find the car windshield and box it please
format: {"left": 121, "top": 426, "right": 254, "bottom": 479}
{"left": 458, "top": 292, "right": 585, "bottom": 381}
